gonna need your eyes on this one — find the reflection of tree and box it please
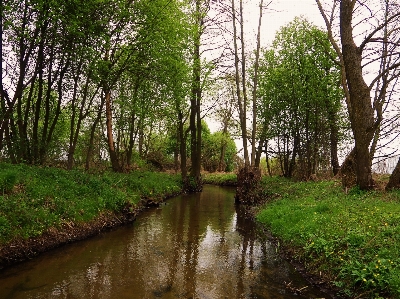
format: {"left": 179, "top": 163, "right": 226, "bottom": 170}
{"left": 185, "top": 192, "right": 201, "bottom": 296}
{"left": 235, "top": 204, "right": 257, "bottom": 298}
{"left": 163, "top": 193, "right": 186, "bottom": 293}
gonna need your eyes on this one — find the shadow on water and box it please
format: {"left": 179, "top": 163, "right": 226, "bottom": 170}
{"left": 0, "top": 185, "right": 331, "bottom": 299}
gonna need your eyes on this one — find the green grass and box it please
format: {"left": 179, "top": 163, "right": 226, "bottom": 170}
{"left": 203, "top": 172, "right": 237, "bottom": 185}
{"left": 256, "top": 176, "right": 400, "bottom": 299}
{"left": 0, "top": 163, "right": 182, "bottom": 244}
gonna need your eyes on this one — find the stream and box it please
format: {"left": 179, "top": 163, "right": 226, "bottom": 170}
{"left": 0, "top": 185, "right": 330, "bottom": 299}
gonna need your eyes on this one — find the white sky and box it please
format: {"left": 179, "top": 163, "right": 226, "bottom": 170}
{"left": 246, "top": 0, "right": 326, "bottom": 47}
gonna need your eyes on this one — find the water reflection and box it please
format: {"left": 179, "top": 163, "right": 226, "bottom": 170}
{"left": 0, "top": 185, "right": 329, "bottom": 299}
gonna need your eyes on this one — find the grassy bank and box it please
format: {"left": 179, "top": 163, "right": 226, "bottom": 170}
{"left": 203, "top": 172, "right": 237, "bottom": 186}
{"left": 256, "top": 176, "right": 400, "bottom": 299}
{"left": 0, "top": 163, "right": 182, "bottom": 246}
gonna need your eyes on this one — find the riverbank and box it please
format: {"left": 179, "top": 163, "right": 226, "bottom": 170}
{"left": 204, "top": 172, "right": 400, "bottom": 298}
{"left": 0, "top": 163, "right": 182, "bottom": 269}
{"left": 2, "top": 166, "right": 399, "bottom": 298}
{"left": 256, "top": 176, "right": 400, "bottom": 299}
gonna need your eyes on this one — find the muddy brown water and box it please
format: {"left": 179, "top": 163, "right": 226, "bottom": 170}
{"left": 0, "top": 185, "right": 331, "bottom": 299}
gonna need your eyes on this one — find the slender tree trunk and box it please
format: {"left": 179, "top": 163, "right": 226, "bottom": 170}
{"left": 105, "top": 88, "right": 121, "bottom": 172}
{"left": 126, "top": 111, "right": 136, "bottom": 167}
{"left": 231, "top": 0, "right": 249, "bottom": 167}
{"left": 218, "top": 125, "right": 228, "bottom": 172}
{"left": 180, "top": 122, "right": 188, "bottom": 180}
{"left": 323, "top": 81, "right": 340, "bottom": 176}
{"left": 67, "top": 64, "right": 83, "bottom": 169}
{"left": 329, "top": 119, "right": 340, "bottom": 176}
{"left": 32, "top": 27, "right": 46, "bottom": 164}
{"left": 138, "top": 122, "right": 144, "bottom": 157}
{"left": 85, "top": 101, "right": 104, "bottom": 171}
{"left": 4, "top": 120, "right": 17, "bottom": 163}
{"left": 288, "top": 134, "right": 299, "bottom": 177}
{"left": 265, "top": 147, "right": 272, "bottom": 176}
{"left": 250, "top": 0, "right": 264, "bottom": 167}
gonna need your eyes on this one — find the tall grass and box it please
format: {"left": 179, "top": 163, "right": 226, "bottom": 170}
{"left": 256, "top": 176, "right": 400, "bottom": 298}
{"left": 0, "top": 163, "right": 182, "bottom": 244}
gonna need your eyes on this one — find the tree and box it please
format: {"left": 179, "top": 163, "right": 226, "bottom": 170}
{"left": 257, "top": 17, "right": 346, "bottom": 179}
{"left": 316, "top": 0, "right": 400, "bottom": 190}
{"left": 229, "top": 0, "right": 267, "bottom": 204}
{"left": 188, "top": 0, "right": 203, "bottom": 191}
{"left": 1, "top": 0, "right": 194, "bottom": 175}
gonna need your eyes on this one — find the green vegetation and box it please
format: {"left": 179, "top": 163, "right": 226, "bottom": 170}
{"left": 257, "top": 17, "right": 346, "bottom": 179}
{"left": 256, "top": 176, "right": 400, "bottom": 298}
{"left": 203, "top": 172, "right": 237, "bottom": 186}
{"left": 0, "top": 163, "right": 182, "bottom": 244}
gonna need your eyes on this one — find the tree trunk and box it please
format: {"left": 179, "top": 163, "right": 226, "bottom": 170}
{"left": 85, "top": 102, "right": 104, "bottom": 171}
{"left": 340, "top": 0, "right": 375, "bottom": 189}
{"left": 218, "top": 126, "right": 228, "bottom": 172}
{"left": 177, "top": 108, "right": 187, "bottom": 180}
{"left": 105, "top": 89, "right": 121, "bottom": 172}
{"left": 340, "top": 148, "right": 357, "bottom": 190}
{"left": 386, "top": 157, "right": 400, "bottom": 190}
{"left": 32, "top": 27, "right": 46, "bottom": 164}
{"left": 250, "top": 0, "right": 264, "bottom": 167}
{"left": 126, "top": 111, "right": 137, "bottom": 167}
{"left": 67, "top": 65, "right": 89, "bottom": 170}
{"left": 231, "top": 0, "right": 249, "bottom": 167}
{"left": 329, "top": 121, "right": 340, "bottom": 176}
{"left": 187, "top": 0, "right": 202, "bottom": 192}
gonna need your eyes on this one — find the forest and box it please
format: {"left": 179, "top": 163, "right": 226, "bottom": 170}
{"left": 1, "top": 1, "right": 400, "bottom": 298}
{"left": 1, "top": 0, "right": 400, "bottom": 192}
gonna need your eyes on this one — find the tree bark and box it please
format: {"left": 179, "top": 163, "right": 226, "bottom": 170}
{"left": 231, "top": 0, "right": 249, "bottom": 167}
{"left": 340, "top": 0, "right": 375, "bottom": 189}
{"left": 85, "top": 100, "right": 104, "bottom": 171}
{"left": 386, "top": 157, "right": 400, "bottom": 190}
{"left": 105, "top": 88, "right": 121, "bottom": 172}
{"left": 187, "top": 0, "right": 202, "bottom": 192}
{"left": 250, "top": 0, "right": 263, "bottom": 167}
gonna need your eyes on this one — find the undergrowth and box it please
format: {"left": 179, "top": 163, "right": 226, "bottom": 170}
{"left": 0, "top": 163, "right": 182, "bottom": 244}
{"left": 256, "top": 176, "right": 400, "bottom": 299}
{"left": 202, "top": 172, "right": 237, "bottom": 186}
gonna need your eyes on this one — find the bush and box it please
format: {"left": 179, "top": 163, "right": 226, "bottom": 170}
{"left": 0, "top": 170, "right": 18, "bottom": 194}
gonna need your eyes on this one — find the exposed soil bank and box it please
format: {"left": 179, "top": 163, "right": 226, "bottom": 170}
{"left": 262, "top": 230, "right": 346, "bottom": 299}
{"left": 241, "top": 203, "right": 345, "bottom": 299}
{"left": 0, "top": 196, "right": 176, "bottom": 270}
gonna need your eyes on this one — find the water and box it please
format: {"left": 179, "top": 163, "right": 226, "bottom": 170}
{"left": 0, "top": 185, "right": 330, "bottom": 298}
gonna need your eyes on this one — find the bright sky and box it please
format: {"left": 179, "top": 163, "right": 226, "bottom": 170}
{"left": 247, "top": 0, "right": 326, "bottom": 47}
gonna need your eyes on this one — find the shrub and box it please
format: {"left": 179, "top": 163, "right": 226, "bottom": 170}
{"left": 0, "top": 170, "right": 18, "bottom": 194}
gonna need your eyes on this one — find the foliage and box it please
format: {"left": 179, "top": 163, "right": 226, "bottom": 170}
{"left": 0, "top": 163, "right": 182, "bottom": 244}
{"left": 203, "top": 172, "right": 237, "bottom": 186}
{"left": 1, "top": 0, "right": 192, "bottom": 172}
{"left": 257, "top": 17, "right": 348, "bottom": 179}
{"left": 0, "top": 168, "right": 18, "bottom": 195}
{"left": 202, "top": 128, "right": 237, "bottom": 172}
{"left": 256, "top": 176, "right": 400, "bottom": 298}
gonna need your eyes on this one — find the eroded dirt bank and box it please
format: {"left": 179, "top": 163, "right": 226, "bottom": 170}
{"left": 0, "top": 198, "right": 163, "bottom": 270}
